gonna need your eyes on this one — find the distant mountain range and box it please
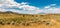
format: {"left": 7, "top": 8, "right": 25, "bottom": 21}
{"left": 0, "top": 11, "right": 60, "bottom": 14}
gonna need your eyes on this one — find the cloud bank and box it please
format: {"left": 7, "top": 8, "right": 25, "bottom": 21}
{"left": 0, "top": 0, "right": 60, "bottom": 14}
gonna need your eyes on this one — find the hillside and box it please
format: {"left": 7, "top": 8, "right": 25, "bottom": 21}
{"left": 0, "top": 12, "right": 60, "bottom": 28}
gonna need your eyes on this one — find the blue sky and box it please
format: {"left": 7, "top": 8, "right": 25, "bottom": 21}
{"left": 0, "top": 0, "right": 60, "bottom": 14}
{"left": 15, "top": 0, "right": 60, "bottom": 8}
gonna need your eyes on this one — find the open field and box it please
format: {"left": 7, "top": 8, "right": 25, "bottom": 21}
{"left": 0, "top": 12, "right": 60, "bottom": 28}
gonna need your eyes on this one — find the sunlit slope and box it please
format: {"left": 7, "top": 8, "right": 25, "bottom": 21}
{"left": 0, "top": 12, "right": 60, "bottom": 20}
{"left": 0, "top": 12, "right": 60, "bottom": 22}
{"left": 0, "top": 12, "right": 60, "bottom": 28}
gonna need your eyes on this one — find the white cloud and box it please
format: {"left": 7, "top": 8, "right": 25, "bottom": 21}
{"left": 19, "top": 5, "right": 40, "bottom": 10}
{"left": 44, "top": 4, "right": 56, "bottom": 9}
{"left": 21, "top": 2, "right": 28, "bottom": 5}
{"left": 0, "top": 0, "right": 60, "bottom": 14}
{"left": 43, "top": 4, "right": 60, "bottom": 14}
{"left": 44, "top": 7, "right": 60, "bottom": 14}
{"left": 0, "top": 0, "right": 43, "bottom": 14}
{"left": 0, "top": 8, "right": 6, "bottom": 12}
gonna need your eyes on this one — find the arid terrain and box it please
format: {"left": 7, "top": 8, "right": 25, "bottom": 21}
{"left": 0, "top": 12, "right": 60, "bottom": 28}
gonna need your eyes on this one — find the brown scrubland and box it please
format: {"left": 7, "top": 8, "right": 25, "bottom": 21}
{"left": 0, "top": 12, "right": 60, "bottom": 28}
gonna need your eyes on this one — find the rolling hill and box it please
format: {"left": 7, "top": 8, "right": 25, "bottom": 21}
{"left": 0, "top": 12, "right": 60, "bottom": 28}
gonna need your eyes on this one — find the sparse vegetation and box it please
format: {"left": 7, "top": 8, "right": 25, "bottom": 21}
{"left": 0, "top": 12, "right": 60, "bottom": 27}
{"left": 22, "top": 22, "right": 31, "bottom": 26}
